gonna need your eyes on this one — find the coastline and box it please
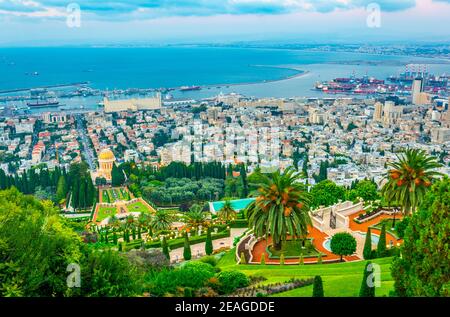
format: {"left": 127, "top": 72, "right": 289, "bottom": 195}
{"left": 192, "top": 66, "right": 309, "bottom": 91}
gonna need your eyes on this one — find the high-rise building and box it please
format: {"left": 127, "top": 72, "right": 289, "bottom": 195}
{"left": 383, "top": 101, "right": 403, "bottom": 126}
{"left": 411, "top": 77, "right": 424, "bottom": 105}
{"left": 373, "top": 102, "right": 383, "bottom": 122}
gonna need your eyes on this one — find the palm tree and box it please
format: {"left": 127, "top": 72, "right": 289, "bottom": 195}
{"left": 184, "top": 204, "right": 209, "bottom": 230}
{"left": 150, "top": 209, "right": 176, "bottom": 232}
{"left": 218, "top": 199, "right": 237, "bottom": 222}
{"left": 246, "top": 167, "right": 312, "bottom": 251}
{"left": 382, "top": 149, "right": 442, "bottom": 216}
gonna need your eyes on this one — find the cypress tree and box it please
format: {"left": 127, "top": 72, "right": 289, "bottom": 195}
{"left": 363, "top": 227, "right": 373, "bottom": 260}
{"left": 317, "top": 253, "right": 322, "bottom": 264}
{"left": 205, "top": 228, "right": 213, "bottom": 256}
{"left": 377, "top": 224, "right": 387, "bottom": 257}
{"left": 162, "top": 236, "right": 170, "bottom": 260}
{"left": 299, "top": 254, "right": 304, "bottom": 265}
{"left": 72, "top": 179, "right": 79, "bottom": 209}
{"left": 132, "top": 227, "right": 136, "bottom": 240}
{"left": 312, "top": 276, "right": 324, "bottom": 297}
{"left": 113, "top": 232, "right": 118, "bottom": 245}
{"left": 260, "top": 253, "right": 266, "bottom": 265}
{"left": 118, "top": 242, "right": 123, "bottom": 252}
{"left": 183, "top": 233, "right": 192, "bottom": 261}
{"left": 138, "top": 227, "right": 142, "bottom": 240}
{"left": 78, "top": 180, "right": 86, "bottom": 210}
{"left": 240, "top": 252, "right": 246, "bottom": 264}
{"left": 359, "top": 262, "right": 376, "bottom": 297}
{"left": 280, "top": 253, "right": 285, "bottom": 266}
{"left": 55, "top": 175, "right": 67, "bottom": 203}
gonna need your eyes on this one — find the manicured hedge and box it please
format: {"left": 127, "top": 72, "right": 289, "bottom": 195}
{"left": 229, "top": 219, "right": 249, "bottom": 228}
{"left": 126, "top": 229, "right": 231, "bottom": 250}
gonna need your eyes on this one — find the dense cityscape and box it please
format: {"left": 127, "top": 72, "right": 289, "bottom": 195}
{"left": 0, "top": 0, "right": 449, "bottom": 310}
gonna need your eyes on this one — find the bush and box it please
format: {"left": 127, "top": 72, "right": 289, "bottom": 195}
{"left": 184, "top": 287, "right": 193, "bottom": 297}
{"left": 216, "top": 271, "right": 250, "bottom": 294}
{"left": 199, "top": 256, "right": 217, "bottom": 267}
{"left": 312, "top": 276, "right": 324, "bottom": 297}
{"left": 394, "top": 217, "right": 409, "bottom": 239}
{"left": 161, "top": 236, "right": 170, "bottom": 260}
{"left": 150, "top": 262, "right": 215, "bottom": 296}
{"left": 205, "top": 229, "right": 213, "bottom": 256}
{"left": 299, "top": 254, "right": 304, "bottom": 265}
{"left": 125, "top": 248, "right": 169, "bottom": 271}
{"left": 363, "top": 228, "right": 373, "bottom": 260}
{"left": 260, "top": 254, "right": 266, "bottom": 265}
{"left": 377, "top": 224, "right": 387, "bottom": 257}
{"left": 240, "top": 252, "right": 246, "bottom": 264}
{"left": 317, "top": 253, "right": 322, "bottom": 264}
{"left": 359, "top": 261, "right": 375, "bottom": 297}
{"left": 330, "top": 232, "right": 357, "bottom": 262}
{"left": 280, "top": 254, "right": 285, "bottom": 265}
{"left": 183, "top": 234, "right": 192, "bottom": 261}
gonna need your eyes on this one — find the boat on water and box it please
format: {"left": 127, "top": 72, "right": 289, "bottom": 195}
{"left": 27, "top": 99, "right": 60, "bottom": 107}
{"left": 180, "top": 85, "right": 201, "bottom": 92}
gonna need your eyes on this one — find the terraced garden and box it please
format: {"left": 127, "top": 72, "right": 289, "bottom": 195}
{"left": 217, "top": 248, "right": 395, "bottom": 297}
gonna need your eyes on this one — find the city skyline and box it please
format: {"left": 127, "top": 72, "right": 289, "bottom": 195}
{"left": 0, "top": 0, "right": 450, "bottom": 46}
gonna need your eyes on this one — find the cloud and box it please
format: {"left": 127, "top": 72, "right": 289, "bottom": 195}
{"left": 0, "top": 0, "right": 420, "bottom": 20}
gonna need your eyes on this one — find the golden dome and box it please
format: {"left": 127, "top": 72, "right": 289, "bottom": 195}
{"left": 98, "top": 149, "right": 115, "bottom": 161}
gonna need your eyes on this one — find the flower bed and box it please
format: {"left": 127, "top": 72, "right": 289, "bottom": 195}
{"left": 230, "top": 278, "right": 314, "bottom": 297}
{"left": 125, "top": 229, "right": 231, "bottom": 250}
{"left": 354, "top": 208, "right": 382, "bottom": 223}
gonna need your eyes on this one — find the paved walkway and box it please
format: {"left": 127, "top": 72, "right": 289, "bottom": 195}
{"left": 169, "top": 228, "right": 247, "bottom": 263}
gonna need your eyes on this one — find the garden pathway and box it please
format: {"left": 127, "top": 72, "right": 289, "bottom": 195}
{"left": 168, "top": 228, "right": 247, "bottom": 263}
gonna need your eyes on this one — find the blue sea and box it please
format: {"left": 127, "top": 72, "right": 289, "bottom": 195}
{"left": 1, "top": 46, "right": 450, "bottom": 111}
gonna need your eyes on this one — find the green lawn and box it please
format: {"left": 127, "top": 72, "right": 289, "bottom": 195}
{"left": 127, "top": 201, "right": 151, "bottom": 213}
{"left": 96, "top": 206, "right": 117, "bottom": 222}
{"left": 217, "top": 248, "right": 395, "bottom": 297}
{"left": 268, "top": 240, "right": 322, "bottom": 258}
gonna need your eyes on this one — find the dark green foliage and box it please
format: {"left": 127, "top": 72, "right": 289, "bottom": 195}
{"left": 184, "top": 287, "right": 193, "bottom": 297}
{"left": 149, "top": 261, "right": 215, "bottom": 296}
{"left": 312, "top": 276, "right": 324, "bottom": 297}
{"left": 359, "top": 262, "right": 375, "bottom": 297}
{"left": 310, "top": 180, "right": 346, "bottom": 208}
{"left": 330, "top": 232, "right": 357, "bottom": 262}
{"left": 205, "top": 229, "right": 213, "bottom": 256}
{"left": 363, "top": 227, "right": 373, "bottom": 260}
{"left": 216, "top": 270, "right": 250, "bottom": 294}
{"left": 111, "top": 164, "right": 125, "bottom": 187}
{"left": 377, "top": 224, "right": 387, "bottom": 257}
{"left": 199, "top": 256, "right": 217, "bottom": 267}
{"left": 0, "top": 188, "right": 141, "bottom": 297}
{"left": 394, "top": 217, "right": 409, "bottom": 239}
{"left": 391, "top": 178, "right": 450, "bottom": 297}
{"left": 183, "top": 233, "right": 192, "bottom": 261}
{"left": 347, "top": 179, "right": 379, "bottom": 202}
{"left": 161, "top": 236, "right": 170, "bottom": 260}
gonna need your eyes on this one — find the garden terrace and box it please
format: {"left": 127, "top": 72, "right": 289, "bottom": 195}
{"left": 217, "top": 249, "right": 396, "bottom": 297}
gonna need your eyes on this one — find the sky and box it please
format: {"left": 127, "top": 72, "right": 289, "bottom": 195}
{"left": 0, "top": 0, "right": 449, "bottom": 46}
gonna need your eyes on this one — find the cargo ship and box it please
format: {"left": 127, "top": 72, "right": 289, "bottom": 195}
{"left": 180, "top": 85, "right": 201, "bottom": 92}
{"left": 27, "top": 99, "right": 60, "bottom": 108}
